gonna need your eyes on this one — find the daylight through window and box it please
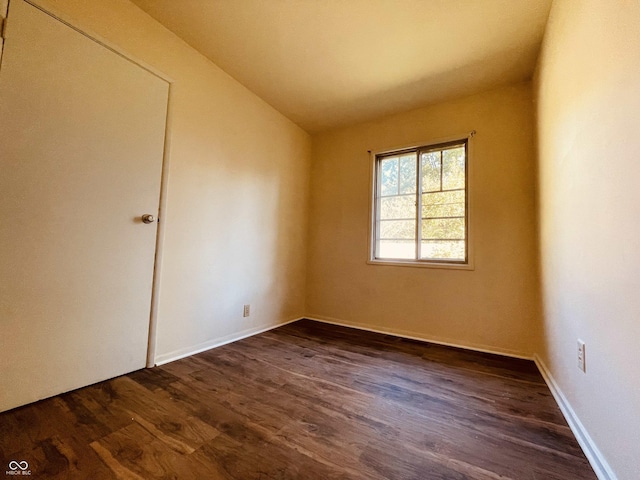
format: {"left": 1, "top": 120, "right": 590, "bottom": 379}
{"left": 373, "top": 139, "right": 468, "bottom": 264}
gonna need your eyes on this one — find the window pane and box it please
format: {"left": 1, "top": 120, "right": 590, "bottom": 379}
{"left": 421, "top": 240, "right": 465, "bottom": 260}
{"left": 380, "top": 195, "right": 416, "bottom": 220}
{"left": 378, "top": 240, "right": 415, "bottom": 259}
{"left": 380, "top": 157, "right": 399, "bottom": 196}
{"left": 380, "top": 219, "right": 416, "bottom": 240}
{"left": 422, "top": 218, "right": 465, "bottom": 240}
{"left": 442, "top": 146, "right": 465, "bottom": 190}
{"left": 399, "top": 154, "right": 417, "bottom": 194}
{"left": 374, "top": 139, "right": 467, "bottom": 265}
{"left": 421, "top": 151, "right": 441, "bottom": 192}
{"left": 422, "top": 202, "right": 464, "bottom": 218}
{"left": 422, "top": 190, "right": 464, "bottom": 206}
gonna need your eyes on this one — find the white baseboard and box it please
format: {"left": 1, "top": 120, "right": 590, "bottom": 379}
{"left": 154, "top": 317, "right": 303, "bottom": 366}
{"left": 534, "top": 355, "right": 616, "bottom": 480}
{"left": 304, "top": 315, "right": 534, "bottom": 360}
{"left": 155, "top": 314, "right": 532, "bottom": 366}
{"left": 152, "top": 314, "right": 616, "bottom": 479}
{"left": 308, "top": 316, "right": 615, "bottom": 479}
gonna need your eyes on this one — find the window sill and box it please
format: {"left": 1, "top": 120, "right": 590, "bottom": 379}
{"left": 367, "top": 259, "right": 475, "bottom": 271}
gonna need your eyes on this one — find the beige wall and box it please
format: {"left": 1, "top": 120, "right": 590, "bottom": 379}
{"left": 535, "top": 1, "right": 640, "bottom": 479}
{"left": 6, "top": 2, "right": 638, "bottom": 477}
{"left": 307, "top": 83, "right": 540, "bottom": 357}
{"left": 40, "top": 0, "right": 311, "bottom": 362}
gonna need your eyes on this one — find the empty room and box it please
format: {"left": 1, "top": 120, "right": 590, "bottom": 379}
{"left": 0, "top": 0, "right": 638, "bottom": 479}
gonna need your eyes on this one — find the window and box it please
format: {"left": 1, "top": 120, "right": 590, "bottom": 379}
{"left": 371, "top": 138, "right": 469, "bottom": 265}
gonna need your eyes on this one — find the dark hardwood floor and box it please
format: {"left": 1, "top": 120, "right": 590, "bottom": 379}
{"left": 0, "top": 319, "right": 597, "bottom": 479}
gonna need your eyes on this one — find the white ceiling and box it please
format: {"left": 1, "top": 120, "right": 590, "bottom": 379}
{"left": 131, "top": 0, "right": 552, "bottom": 132}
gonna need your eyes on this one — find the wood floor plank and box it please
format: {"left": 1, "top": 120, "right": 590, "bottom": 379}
{"left": 0, "top": 319, "right": 597, "bottom": 479}
{"left": 187, "top": 343, "right": 590, "bottom": 479}
{"left": 237, "top": 330, "right": 560, "bottom": 421}
{"left": 218, "top": 334, "right": 581, "bottom": 457}
{"left": 90, "top": 422, "right": 224, "bottom": 480}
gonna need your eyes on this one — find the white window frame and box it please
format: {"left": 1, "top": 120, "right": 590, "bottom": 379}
{"left": 367, "top": 132, "right": 475, "bottom": 270}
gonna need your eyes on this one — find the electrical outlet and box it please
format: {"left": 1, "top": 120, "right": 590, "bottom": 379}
{"left": 243, "top": 304, "right": 250, "bottom": 317}
{"left": 577, "top": 340, "right": 586, "bottom": 372}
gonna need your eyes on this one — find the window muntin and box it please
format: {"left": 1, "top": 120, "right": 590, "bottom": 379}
{"left": 373, "top": 139, "right": 468, "bottom": 264}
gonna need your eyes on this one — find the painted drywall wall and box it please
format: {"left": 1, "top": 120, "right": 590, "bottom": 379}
{"left": 38, "top": 0, "right": 311, "bottom": 363}
{"left": 535, "top": 1, "right": 640, "bottom": 478}
{"left": 307, "top": 83, "right": 540, "bottom": 357}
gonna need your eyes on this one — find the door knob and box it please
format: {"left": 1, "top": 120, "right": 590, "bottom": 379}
{"left": 141, "top": 214, "right": 155, "bottom": 224}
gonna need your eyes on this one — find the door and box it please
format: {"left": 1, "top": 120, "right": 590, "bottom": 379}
{"left": 0, "top": 0, "right": 169, "bottom": 411}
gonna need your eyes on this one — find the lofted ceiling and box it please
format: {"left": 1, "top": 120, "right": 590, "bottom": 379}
{"left": 131, "top": 0, "right": 552, "bottom": 132}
